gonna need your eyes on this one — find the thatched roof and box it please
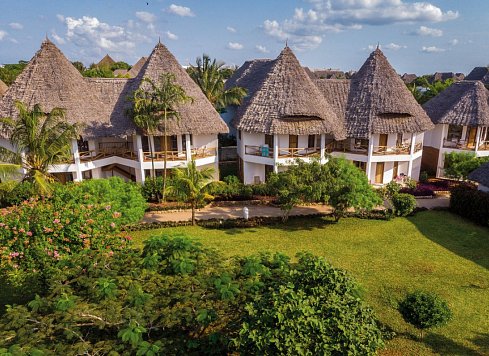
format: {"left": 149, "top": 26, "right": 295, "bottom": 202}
{"left": 465, "top": 67, "right": 489, "bottom": 85}
{"left": 226, "top": 47, "right": 346, "bottom": 139}
{"left": 314, "top": 79, "right": 350, "bottom": 120}
{"left": 422, "top": 80, "right": 489, "bottom": 126}
{"left": 0, "top": 79, "right": 7, "bottom": 97}
{"left": 113, "top": 69, "right": 128, "bottom": 77}
{"left": 401, "top": 73, "right": 417, "bottom": 84}
{"left": 128, "top": 57, "right": 147, "bottom": 78}
{"left": 343, "top": 48, "right": 433, "bottom": 138}
{"left": 135, "top": 42, "right": 228, "bottom": 135}
{"left": 468, "top": 162, "right": 489, "bottom": 187}
{"left": 97, "top": 54, "right": 116, "bottom": 68}
{"left": 0, "top": 39, "right": 227, "bottom": 138}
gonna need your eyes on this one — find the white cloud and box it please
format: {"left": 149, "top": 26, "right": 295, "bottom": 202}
{"left": 450, "top": 38, "right": 459, "bottom": 46}
{"left": 226, "top": 26, "right": 236, "bottom": 33}
{"left": 384, "top": 42, "right": 406, "bottom": 50}
{"left": 0, "top": 31, "right": 7, "bottom": 41}
{"left": 421, "top": 46, "right": 446, "bottom": 53}
{"left": 62, "top": 16, "right": 146, "bottom": 57}
{"left": 412, "top": 26, "right": 443, "bottom": 37}
{"left": 167, "top": 4, "right": 195, "bottom": 17}
{"left": 227, "top": 42, "right": 244, "bottom": 50}
{"left": 9, "top": 22, "right": 23, "bottom": 30}
{"left": 255, "top": 45, "right": 269, "bottom": 53}
{"left": 135, "top": 11, "right": 156, "bottom": 23}
{"left": 264, "top": 0, "right": 457, "bottom": 50}
{"left": 56, "top": 14, "right": 65, "bottom": 22}
{"left": 51, "top": 30, "right": 66, "bottom": 45}
{"left": 165, "top": 31, "right": 178, "bottom": 40}
{"left": 9, "top": 38, "right": 19, "bottom": 44}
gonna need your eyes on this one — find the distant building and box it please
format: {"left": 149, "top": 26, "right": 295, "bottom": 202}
{"left": 465, "top": 67, "right": 489, "bottom": 86}
{"left": 422, "top": 81, "right": 489, "bottom": 177}
{"left": 401, "top": 73, "right": 417, "bottom": 84}
{"left": 96, "top": 54, "right": 116, "bottom": 68}
{"left": 468, "top": 162, "right": 489, "bottom": 192}
{"left": 428, "top": 72, "right": 464, "bottom": 83}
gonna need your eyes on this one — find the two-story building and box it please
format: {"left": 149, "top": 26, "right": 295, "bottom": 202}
{"left": 422, "top": 80, "right": 489, "bottom": 177}
{"left": 0, "top": 39, "right": 228, "bottom": 183}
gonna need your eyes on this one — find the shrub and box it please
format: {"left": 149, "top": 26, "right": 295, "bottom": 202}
{"left": 207, "top": 175, "right": 253, "bottom": 201}
{"left": 400, "top": 186, "right": 435, "bottom": 197}
{"left": 0, "top": 197, "right": 131, "bottom": 281}
{"left": 52, "top": 177, "right": 147, "bottom": 225}
{"left": 419, "top": 171, "right": 429, "bottom": 183}
{"left": 0, "top": 181, "right": 39, "bottom": 207}
{"left": 391, "top": 193, "right": 417, "bottom": 216}
{"left": 444, "top": 152, "right": 489, "bottom": 180}
{"left": 450, "top": 186, "right": 489, "bottom": 226}
{"left": 141, "top": 177, "right": 164, "bottom": 202}
{"left": 398, "top": 291, "right": 452, "bottom": 338}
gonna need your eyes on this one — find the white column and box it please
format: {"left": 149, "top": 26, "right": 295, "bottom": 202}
{"left": 185, "top": 134, "right": 192, "bottom": 161}
{"left": 407, "top": 133, "right": 416, "bottom": 178}
{"left": 475, "top": 126, "right": 481, "bottom": 155}
{"left": 409, "top": 133, "right": 416, "bottom": 155}
{"left": 273, "top": 134, "right": 279, "bottom": 173}
{"left": 135, "top": 135, "right": 145, "bottom": 183}
{"left": 148, "top": 135, "right": 156, "bottom": 178}
{"left": 177, "top": 135, "right": 183, "bottom": 153}
{"left": 366, "top": 136, "right": 374, "bottom": 182}
{"left": 320, "top": 134, "right": 326, "bottom": 163}
{"left": 71, "top": 139, "right": 83, "bottom": 182}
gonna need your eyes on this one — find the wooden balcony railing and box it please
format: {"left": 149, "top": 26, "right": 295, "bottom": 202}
{"left": 143, "top": 147, "right": 217, "bottom": 162}
{"left": 192, "top": 147, "right": 217, "bottom": 159}
{"left": 333, "top": 143, "right": 368, "bottom": 154}
{"left": 442, "top": 139, "right": 476, "bottom": 150}
{"left": 244, "top": 145, "right": 320, "bottom": 158}
{"left": 478, "top": 141, "right": 489, "bottom": 151}
{"left": 245, "top": 145, "right": 273, "bottom": 157}
{"left": 79, "top": 150, "right": 137, "bottom": 162}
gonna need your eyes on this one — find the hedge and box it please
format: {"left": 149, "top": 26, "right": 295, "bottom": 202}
{"left": 450, "top": 186, "right": 489, "bottom": 226}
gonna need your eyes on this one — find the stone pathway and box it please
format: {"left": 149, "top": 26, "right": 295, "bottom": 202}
{"left": 143, "top": 196, "right": 449, "bottom": 223}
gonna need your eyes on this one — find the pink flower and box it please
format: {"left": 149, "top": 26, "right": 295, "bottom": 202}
{"left": 53, "top": 219, "right": 60, "bottom": 224}
{"left": 110, "top": 222, "right": 116, "bottom": 228}
{"left": 113, "top": 212, "right": 121, "bottom": 218}
{"left": 19, "top": 228, "right": 25, "bottom": 233}
{"left": 105, "top": 205, "right": 112, "bottom": 211}
{"left": 9, "top": 252, "right": 20, "bottom": 258}
{"left": 26, "top": 231, "right": 32, "bottom": 236}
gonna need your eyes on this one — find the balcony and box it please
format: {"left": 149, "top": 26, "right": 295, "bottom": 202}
{"left": 143, "top": 147, "right": 217, "bottom": 162}
{"left": 442, "top": 139, "right": 475, "bottom": 150}
{"left": 244, "top": 145, "right": 320, "bottom": 158}
{"left": 372, "top": 142, "right": 422, "bottom": 155}
{"left": 478, "top": 141, "right": 489, "bottom": 151}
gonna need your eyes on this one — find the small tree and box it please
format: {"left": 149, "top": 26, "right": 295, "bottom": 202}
{"left": 398, "top": 291, "right": 452, "bottom": 339}
{"left": 167, "top": 160, "right": 214, "bottom": 225}
{"left": 444, "top": 152, "right": 489, "bottom": 180}
{"left": 391, "top": 193, "right": 417, "bottom": 217}
{"left": 323, "top": 158, "right": 382, "bottom": 222}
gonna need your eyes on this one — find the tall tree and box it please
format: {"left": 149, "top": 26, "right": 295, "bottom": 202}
{"left": 130, "top": 74, "right": 192, "bottom": 200}
{"left": 167, "top": 160, "right": 214, "bottom": 225}
{"left": 0, "top": 101, "right": 79, "bottom": 193}
{"left": 187, "top": 54, "right": 247, "bottom": 113}
{"left": 408, "top": 76, "right": 454, "bottom": 104}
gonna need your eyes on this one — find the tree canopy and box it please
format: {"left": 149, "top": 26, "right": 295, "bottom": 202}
{"left": 0, "top": 61, "right": 28, "bottom": 86}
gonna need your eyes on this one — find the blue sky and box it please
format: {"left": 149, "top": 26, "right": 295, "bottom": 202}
{"left": 0, "top": 0, "right": 487, "bottom": 75}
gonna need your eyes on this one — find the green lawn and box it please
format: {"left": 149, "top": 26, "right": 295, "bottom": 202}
{"left": 131, "top": 211, "right": 489, "bottom": 356}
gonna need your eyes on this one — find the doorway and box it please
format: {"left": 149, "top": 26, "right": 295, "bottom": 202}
{"left": 466, "top": 127, "right": 477, "bottom": 148}
{"left": 289, "top": 135, "right": 298, "bottom": 149}
{"left": 379, "top": 134, "right": 388, "bottom": 148}
{"left": 375, "top": 162, "right": 384, "bottom": 184}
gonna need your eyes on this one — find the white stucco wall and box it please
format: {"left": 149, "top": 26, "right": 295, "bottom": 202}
{"left": 243, "top": 161, "right": 265, "bottom": 184}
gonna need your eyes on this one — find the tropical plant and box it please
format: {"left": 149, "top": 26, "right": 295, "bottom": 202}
{"left": 187, "top": 54, "right": 247, "bottom": 113}
{"left": 444, "top": 151, "right": 489, "bottom": 180}
{"left": 0, "top": 101, "right": 79, "bottom": 194}
{"left": 0, "top": 60, "right": 28, "bottom": 85}
{"left": 130, "top": 73, "right": 192, "bottom": 200}
{"left": 391, "top": 193, "right": 417, "bottom": 216}
{"left": 408, "top": 76, "right": 454, "bottom": 104}
{"left": 398, "top": 291, "right": 452, "bottom": 339}
{"left": 167, "top": 161, "right": 215, "bottom": 225}
{"left": 71, "top": 61, "right": 86, "bottom": 73}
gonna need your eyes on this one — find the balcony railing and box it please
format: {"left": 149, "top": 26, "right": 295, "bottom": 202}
{"left": 333, "top": 142, "right": 368, "bottom": 154}
{"left": 192, "top": 147, "right": 217, "bottom": 159}
{"left": 79, "top": 149, "right": 137, "bottom": 162}
{"left": 478, "top": 141, "right": 489, "bottom": 151}
{"left": 143, "top": 147, "right": 217, "bottom": 162}
{"left": 442, "top": 139, "right": 476, "bottom": 150}
{"left": 372, "top": 142, "right": 422, "bottom": 155}
{"left": 244, "top": 145, "right": 320, "bottom": 158}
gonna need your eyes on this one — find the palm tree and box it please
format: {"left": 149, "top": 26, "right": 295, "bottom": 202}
{"left": 167, "top": 160, "right": 215, "bottom": 225}
{"left": 187, "top": 54, "right": 247, "bottom": 113}
{"left": 0, "top": 101, "right": 79, "bottom": 193}
{"left": 130, "top": 73, "right": 192, "bottom": 200}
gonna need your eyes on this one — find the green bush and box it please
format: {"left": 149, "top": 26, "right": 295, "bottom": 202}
{"left": 0, "top": 181, "right": 39, "bottom": 207}
{"left": 141, "top": 177, "right": 164, "bottom": 202}
{"left": 398, "top": 291, "right": 452, "bottom": 338}
{"left": 391, "top": 193, "right": 417, "bottom": 217}
{"left": 0, "top": 197, "right": 131, "bottom": 281}
{"left": 52, "top": 177, "right": 147, "bottom": 225}
{"left": 419, "top": 171, "right": 429, "bottom": 183}
{"left": 450, "top": 185, "right": 489, "bottom": 226}
{"left": 207, "top": 175, "right": 253, "bottom": 200}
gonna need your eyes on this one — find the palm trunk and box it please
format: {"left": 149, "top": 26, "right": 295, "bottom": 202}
{"left": 191, "top": 201, "right": 196, "bottom": 226}
{"left": 162, "top": 111, "right": 168, "bottom": 202}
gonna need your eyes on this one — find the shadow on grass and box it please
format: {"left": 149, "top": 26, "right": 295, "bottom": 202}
{"left": 471, "top": 333, "right": 489, "bottom": 355}
{"left": 408, "top": 211, "right": 489, "bottom": 270}
{"left": 423, "top": 333, "right": 482, "bottom": 355}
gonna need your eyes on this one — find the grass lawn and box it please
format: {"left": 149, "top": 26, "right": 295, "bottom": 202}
{"left": 131, "top": 210, "right": 489, "bottom": 355}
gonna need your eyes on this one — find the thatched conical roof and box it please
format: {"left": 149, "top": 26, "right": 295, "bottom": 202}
{"left": 465, "top": 67, "right": 489, "bottom": 85}
{"left": 423, "top": 80, "right": 489, "bottom": 126}
{"left": 0, "top": 39, "right": 106, "bottom": 136}
{"left": 128, "top": 57, "right": 147, "bottom": 78}
{"left": 345, "top": 48, "right": 433, "bottom": 138}
{"left": 97, "top": 54, "right": 116, "bottom": 68}
{"left": 0, "top": 79, "right": 7, "bottom": 97}
{"left": 135, "top": 42, "right": 228, "bottom": 135}
{"left": 228, "top": 47, "right": 346, "bottom": 139}
{"left": 468, "top": 162, "right": 489, "bottom": 187}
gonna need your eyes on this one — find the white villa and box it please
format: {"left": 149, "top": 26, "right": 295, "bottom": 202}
{"left": 422, "top": 80, "right": 489, "bottom": 177}
{"left": 226, "top": 47, "right": 433, "bottom": 185}
{"left": 0, "top": 39, "right": 228, "bottom": 183}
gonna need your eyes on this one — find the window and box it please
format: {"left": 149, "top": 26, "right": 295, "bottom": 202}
{"left": 447, "top": 125, "right": 463, "bottom": 141}
{"left": 396, "top": 133, "right": 403, "bottom": 147}
{"left": 289, "top": 135, "right": 298, "bottom": 149}
{"left": 308, "top": 135, "right": 316, "bottom": 148}
{"left": 77, "top": 138, "right": 89, "bottom": 152}
{"left": 142, "top": 136, "right": 150, "bottom": 152}
{"left": 265, "top": 134, "right": 274, "bottom": 147}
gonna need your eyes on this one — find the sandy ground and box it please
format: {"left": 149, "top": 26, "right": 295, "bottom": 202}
{"left": 143, "top": 196, "right": 450, "bottom": 223}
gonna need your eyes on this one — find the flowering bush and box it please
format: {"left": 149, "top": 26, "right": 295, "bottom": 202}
{"left": 0, "top": 197, "right": 131, "bottom": 279}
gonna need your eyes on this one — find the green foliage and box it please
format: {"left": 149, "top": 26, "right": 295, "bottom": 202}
{"left": 0, "top": 61, "right": 28, "bottom": 85}
{"left": 408, "top": 77, "right": 454, "bottom": 104}
{"left": 71, "top": 61, "right": 86, "bottom": 73}
{"left": 0, "top": 101, "right": 80, "bottom": 194}
{"left": 52, "top": 177, "right": 147, "bottom": 225}
{"left": 419, "top": 171, "right": 429, "bottom": 183}
{"left": 0, "top": 235, "right": 384, "bottom": 355}
{"left": 82, "top": 67, "right": 114, "bottom": 78}
{"left": 207, "top": 175, "right": 253, "bottom": 200}
{"left": 0, "top": 197, "right": 130, "bottom": 281}
{"left": 187, "top": 54, "right": 247, "bottom": 112}
{"left": 236, "top": 253, "right": 384, "bottom": 355}
{"left": 141, "top": 176, "right": 164, "bottom": 202}
{"left": 450, "top": 185, "right": 489, "bottom": 226}
{"left": 110, "top": 61, "right": 131, "bottom": 71}
{"left": 391, "top": 193, "right": 417, "bottom": 217}
{"left": 398, "top": 291, "right": 452, "bottom": 337}
{"left": 444, "top": 152, "right": 489, "bottom": 180}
